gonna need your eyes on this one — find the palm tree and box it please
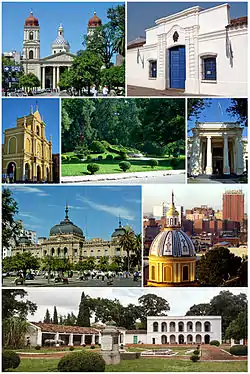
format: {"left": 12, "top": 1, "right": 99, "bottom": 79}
{"left": 118, "top": 228, "right": 135, "bottom": 273}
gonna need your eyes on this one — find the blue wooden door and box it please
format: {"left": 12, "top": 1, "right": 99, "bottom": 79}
{"left": 169, "top": 46, "right": 186, "bottom": 89}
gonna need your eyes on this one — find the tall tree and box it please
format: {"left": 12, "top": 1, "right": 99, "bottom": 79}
{"left": 118, "top": 228, "right": 135, "bottom": 272}
{"left": 77, "top": 292, "right": 91, "bottom": 327}
{"left": 18, "top": 73, "right": 40, "bottom": 90}
{"left": 225, "top": 310, "right": 248, "bottom": 341}
{"left": 2, "top": 289, "right": 37, "bottom": 320}
{"left": 43, "top": 309, "right": 51, "bottom": 324}
{"left": 107, "top": 4, "right": 125, "bottom": 56}
{"left": 53, "top": 306, "right": 58, "bottom": 325}
{"left": 227, "top": 98, "right": 248, "bottom": 126}
{"left": 4, "top": 252, "right": 40, "bottom": 280}
{"left": 2, "top": 188, "right": 22, "bottom": 252}
{"left": 138, "top": 294, "right": 170, "bottom": 328}
{"left": 187, "top": 98, "right": 209, "bottom": 120}
{"left": 185, "top": 303, "right": 212, "bottom": 316}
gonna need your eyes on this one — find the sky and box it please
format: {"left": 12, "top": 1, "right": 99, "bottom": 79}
{"left": 2, "top": 1, "right": 123, "bottom": 57}
{"left": 188, "top": 98, "right": 248, "bottom": 137}
{"left": 143, "top": 184, "right": 248, "bottom": 214}
{"left": 2, "top": 98, "right": 60, "bottom": 153}
{"left": 21, "top": 287, "right": 247, "bottom": 322}
{"left": 127, "top": 2, "right": 248, "bottom": 41}
{"left": 5, "top": 185, "right": 141, "bottom": 239}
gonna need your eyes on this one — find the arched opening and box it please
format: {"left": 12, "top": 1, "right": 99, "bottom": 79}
{"left": 29, "top": 50, "right": 34, "bottom": 59}
{"left": 25, "top": 138, "right": 31, "bottom": 153}
{"left": 187, "top": 321, "right": 193, "bottom": 332}
{"left": 170, "top": 322, "right": 175, "bottom": 332}
{"left": 163, "top": 266, "right": 172, "bottom": 282}
{"left": 161, "top": 322, "right": 167, "bottom": 332}
{"left": 195, "top": 322, "right": 202, "bottom": 332}
{"left": 29, "top": 32, "right": 33, "bottom": 40}
{"left": 170, "top": 335, "right": 176, "bottom": 344}
{"left": 151, "top": 265, "right": 155, "bottom": 280}
{"left": 204, "top": 321, "right": 211, "bottom": 332}
{"left": 153, "top": 322, "right": 158, "bottom": 332}
{"left": 46, "top": 167, "right": 49, "bottom": 181}
{"left": 182, "top": 265, "right": 189, "bottom": 281}
{"left": 168, "top": 45, "right": 186, "bottom": 89}
{"left": 178, "top": 334, "right": 184, "bottom": 344}
{"left": 161, "top": 335, "right": 167, "bottom": 344}
{"left": 64, "top": 247, "right": 68, "bottom": 256}
{"left": 178, "top": 322, "right": 184, "bottom": 332}
{"left": 196, "top": 334, "right": 202, "bottom": 344}
{"left": 7, "top": 162, "right": 16, "bottom": 181}
{"left": 204, "top": 334, "right": 210, "bottom": 344}
{"left": 51, "top": 248, "right": 55, "bottom": 256}
{"left": 37, "top": 165, "right": 41, "bottom": 181}
{"left": 57, "top": 248, "right": 60, "bottom": 256}
{"left": 187, "top": 334, "right": 193, "bottom": 344}
{"left": 8, "top": 137, "right": 17, "bottom": 154}
{"left": 36, "top": 126, "right": 40, "bottom": 136}
{"left": 24, "top": 163, "right": 30, "bottom": 181}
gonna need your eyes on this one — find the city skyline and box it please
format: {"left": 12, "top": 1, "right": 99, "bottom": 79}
{"left": 5, "top": 185, "right": 141, "bottom": 240}
{"left": 24, "top": 287, "right": 246, "bottom": 322}
{"left": 143, "top": 185, "right": 248, "bottom": 214}
{"left": 2, "top": 2, "right": 122, "bottom": 59}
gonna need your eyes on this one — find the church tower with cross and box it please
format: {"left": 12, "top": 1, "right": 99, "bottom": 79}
{"left": 147, "top": 192, "right": 197, "bottom": 287}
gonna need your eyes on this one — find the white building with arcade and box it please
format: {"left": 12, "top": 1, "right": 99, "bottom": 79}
{"left": 127, "top": 3, "right": 247, "bottom": 96}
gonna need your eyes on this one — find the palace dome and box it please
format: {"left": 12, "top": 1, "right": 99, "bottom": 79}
{"left": 88, "top": 12, "right": 102, "bottom": 27}
{"left": 111, "top": 220, "right": 126, "bottom": 239}
{"left": 52, "top": 24, "right": 70, "bottom": 52}
{"left": 25, "top": 12, "right": 39, "bottom": 27}
{"left": 149, "top": 229, "right": 195, "bottom": 257}
{"left": 50, "top": 204, "right": 83, "bottom": 237}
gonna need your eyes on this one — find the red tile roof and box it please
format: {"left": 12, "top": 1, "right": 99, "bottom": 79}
{"left": 126, "top": 330, "right": 147, "bottom": 334}
{"left": 31, "top": 322, "right": 99, "bottom": 334}
{"left": 227, "top": 16, "right": 248, "bottom": 28}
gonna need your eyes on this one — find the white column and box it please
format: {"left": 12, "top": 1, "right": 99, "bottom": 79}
{"left": 191, "top": 136, "right": 201, "bottom": 175}
{"left": 42, "top": 67, "right": 45, "bottom": 89}
{"left": 81, "top": 334, "right": 85, "bottom": 345}
{"left": 205, "top": 136, "right": 213, "bottom": 175}
{"left": 223, "top": 134, "right": 230, "bottom": 175}
{"left": 91, "top": 334, "right": 95, "bottom": 344}
{"left": 57, "top": 67, "right": 60, "bottom": 89}
{"left": 235, "top": 136, "right": 244, "bottom": 175}
{"left": 52, "top": 66, "right": 56, "bottom": 90}
{"left": 69, "top": 333, "right": 73, "bottom": 346}
{"left": 55, "top": 332, "right": 59, "bottom": 341}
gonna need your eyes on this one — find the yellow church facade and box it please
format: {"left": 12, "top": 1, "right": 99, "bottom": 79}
{"left": 2, "top": 106, "right": 53, "bottom": 182}
{"left": 147, "top": 193, "right": 198, "bottom": 287}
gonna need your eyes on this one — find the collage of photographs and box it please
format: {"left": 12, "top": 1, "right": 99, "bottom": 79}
{"left": 1, "top": 0, "right": 248, "bottom": 373}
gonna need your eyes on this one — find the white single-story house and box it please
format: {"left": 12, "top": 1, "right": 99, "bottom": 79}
{"left": 127, "top": 4, "right": 247, "bottom": 96}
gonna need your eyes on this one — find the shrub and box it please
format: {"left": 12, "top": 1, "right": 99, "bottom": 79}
{"left": 193, "top": 349, "right": 200, "bottom": 355}
{"left": 101, "top": 140, "right": 111, "bottom": 148}
{"left": 98, "top": 155, "right": 103, "bottom": 160}
{"left": 71, "top": 156, "right": 80, "bottom": 162}
{"left": 69, "top": 346, "right": 74, "bottom": 351}
{"left": 119, "top": 161, "right": 131, "bottom": 172}
{"left": 76, "top": 153, "right": 84, "bottom": 160}
{"left": 170, "top": 157, "right": 178, "bottom": 168}
{"left": 87, "top": 164, "right": 100, "bottom": 175}
{"left": 82, "top": 343, "right": 86, "bottom": 348}
{"left": 114, "top": 155, "right": 121, "bottom": 161}
{"left": 229, "top": 345, "right": 247, "bottom": 356}
{"left": 61, "top": 155, "right": 68, "bottom": 162}
{"left": 190, "top": 354, "right": 200, "bottom": 362}
{"left": 148, "top": 159, "right": 159, "bottom": 168}
{"left": 90, "top": 344, "right": 95, "bottom": 349}
{"left": 35, "top": 345, "right": 41, "bottom": 350}
{"left": 86, "top": 155, "right": 92, "bottom": 162}
{"left": 106, "top": 154, "right": 114, "bottom": 160}
{"left": 210, "top": 340, "right": 220, "bottom": 347}
{"left": 58, "top": 350, "right": 105, "bottom": 372}
{"left": 2, "top": 350, "right": 21, "bottom": 372}
{"left": 143, "top": 141, "right": 165, "bottom": 156}
{"left": 119, "top": 150, "right": 127, "bottom": 160}
{"left": 90, "top": 141, "right": 106, "bottom": 153}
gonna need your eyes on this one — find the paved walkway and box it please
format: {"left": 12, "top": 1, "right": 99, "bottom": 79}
{"left": 61, "top": 170, "right": 185, "bottom": 184}
{"left": 127, "top": 85, "right": 209, "bottom": 97}
{"left": 188, "top": 176, "right": 245, "bottom": 184}
{"left": 201, "top": 345, "right": 247, "bottom": 361}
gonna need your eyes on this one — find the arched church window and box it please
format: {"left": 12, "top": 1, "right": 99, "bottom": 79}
{"left": 29, "top": 32, "right": 34, "bottom": 40}
{"left": 182, "top": 265, "right": 189, "bottom": 281}
{"left": 153, "top": 322, "right": 158, "bottom": 332}
{"left": 36, "top": 126, "right": 40, "bottom": 136}
{"left": 29, "top": 50, "right": 34, "bottom": 59}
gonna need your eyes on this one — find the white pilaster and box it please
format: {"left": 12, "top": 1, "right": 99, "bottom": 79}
{"left": 81, "top": 334, "right": 85, "bottom": 345}
{"left": 223, "top": 134, "right": 230, "bottom": 174}
{"left": 205, "top": 136, "right": 213, "bottom": 175}
{"left": 52, "top": 66, "right": 56, "bottom": 89}
{"left": 91, "top": 334, "right": 95, "bottom": 344}
{"left": 57, "top": 67, "right": 60, "bottom": 88}
{"left": 42, "top": 67, "right": 45, "bottom": 89}
{"left": 69, "top": 333, "right": 73, "bottom": 346}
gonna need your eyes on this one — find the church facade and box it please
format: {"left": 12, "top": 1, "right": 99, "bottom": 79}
{"left": 11, "top": 204, "right": 131, "bottom": 263}
{"left": 22, "top": 11, "right": 101, "bottom": 89}
{"left": 127, "top": 4, "right": 247, "bottom": 96}
{"left": 188, "top": 122, "right": 248, "bottom": 176}
{"left": 2, "top": 106, "right": 53, "bottom": 182}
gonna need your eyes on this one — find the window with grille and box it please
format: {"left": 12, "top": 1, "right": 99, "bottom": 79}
{"left": 149, "top": 60, "right": 157, "bottom": 78}
{"left": 203, "top": 57, "right": 216, "bottom": 80}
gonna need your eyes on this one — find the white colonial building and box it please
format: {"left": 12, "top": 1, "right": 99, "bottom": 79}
{"left": 125, "top": 316, "right": 222, "bottom": 345}
{"left": 127, "top": 4, "right": 247, "bottom": 96}
{"left": 188, "top": 122, "right": 248, "bottom": 176}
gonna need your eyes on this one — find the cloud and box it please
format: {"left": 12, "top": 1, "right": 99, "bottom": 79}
{"left": 9, "top": 186, "right": 50, "bottom": 197}
{"left": 24, "top": 224, "right": 43, "bottom": 230}
{"left": 48, "top": 204, "right": 86, "bottom": 211}
{"left": 125, "top": 198, "right": 141, "bottom": 204}
{"left": 18, "top": 213, "right": 42, "bottom": 223}
{"left": 76, "top": 195, "right": 135, "bottom": 221}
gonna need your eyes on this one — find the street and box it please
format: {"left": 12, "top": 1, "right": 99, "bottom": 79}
{"left": 82, "top": 173, "right": 186, "bottom": 184}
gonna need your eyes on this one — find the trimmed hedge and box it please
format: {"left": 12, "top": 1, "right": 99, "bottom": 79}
{"left": 90, "top": 141, "right": 106, "bottom": 153}
{"left": 58, "top": 350, "right": 105, "bottom": 372}
{"left": 98, "top": 155, "right": 103, "bottom": 160}
{"left": 193, "top": 349, "right": 200, "bottom": 355}
{"left": 2, "top": 350, "right": 21, "bottom": 372}
{"left": 35, "top": 345, "right": 41, "bottom": 350}
{"left": 69, "top": 346, "right": 74, "bottom": 351}
{"left": 148, "top": 159, "right": 159, "bottom": 168}
{"left": 210, "top": 340, "right": 220, "bottom": 347}
{"left": 106, "top": 154, "right": 114, "bottom": 160}
{"left": 87, "top": 163, "right": 100, "bottom": 175}
{"left": 119, "top": 161, "right": 131, "bottom": 172}
{"left": 190, "top": 354, "right": 200, "bottom": 362}
{"left": 229, "top": 345, "right": 247, "bottom": 356}
{"left": 170, "top": 157, "right": 178, "bottom": 168}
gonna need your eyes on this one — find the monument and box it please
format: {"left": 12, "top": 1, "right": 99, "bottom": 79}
{"left": 101, "top": 318, "right": 120, "bottom": 365}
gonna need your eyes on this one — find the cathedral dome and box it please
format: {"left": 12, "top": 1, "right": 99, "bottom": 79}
{"left": 50, "top": 204, "right": 83, "bottom": 237}
{"left": 111, "top": 219, "right": 126, "bottom": 239}
{"left": 52, "top": 24, "right": 70, "bottom": 52}
{"left": 88, "top": 12, "right": 102, "bottom": 27}
{"left": 25, "top": 12, "right": 39, "bottom": 27}
{"left": 149, "top": 229, "right": 195, "bottom": 257}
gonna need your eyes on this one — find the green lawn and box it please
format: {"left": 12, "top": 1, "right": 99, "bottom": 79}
{"left": 10, "top": 357, "right": 247, "bottom": 372}
{"left": 61, "top": 157, "right": 185, "bottom": 177}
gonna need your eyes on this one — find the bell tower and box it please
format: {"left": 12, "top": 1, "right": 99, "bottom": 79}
{"left": 23, "top": 11, "right": 40, "bottom": 74}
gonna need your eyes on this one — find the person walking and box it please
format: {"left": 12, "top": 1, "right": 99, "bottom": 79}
{"left": 102, "top": 85, "right": 109, "bottom": 96}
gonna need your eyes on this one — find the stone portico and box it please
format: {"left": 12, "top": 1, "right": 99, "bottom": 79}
{"left": 188, "top": 122, "right": 246, "bottom": 176}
